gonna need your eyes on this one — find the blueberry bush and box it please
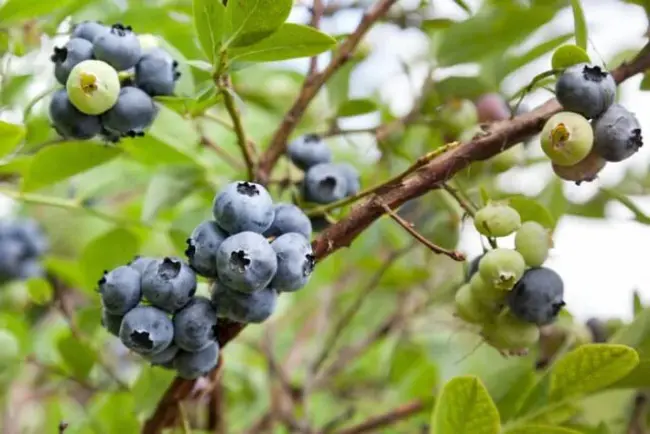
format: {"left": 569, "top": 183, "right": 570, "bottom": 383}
{"left": 0, "top": 1, "right": 650, "bottom": 433}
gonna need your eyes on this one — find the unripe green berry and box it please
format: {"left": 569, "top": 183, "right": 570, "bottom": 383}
{"left": 478, "top": 248, "right": 525, "bottom": 291}
{"left": 552, "top": 149, "right": 606, "bottom": 185}
{"left": 454, "top": 283, "right": 493, "bottom": 324}
{"left": 66, "top": 59, "right": 120, "bottom": 115}
{"left": 0, "top": 329, "right": 19, "bottom": 364}
{"left": 514, "top": 221, "right": 552, "bottom": 267}
{"left": 469, "top": 273, "right": 506, "bottom": 308}
{"left": 481, "top": 311, "right": 540, "bottom": 351}
{"left": 474, "top": 202, "right": 521, "bottom": 238}
{"left": 540, "top": 111, "right": 594, "bottom": 166}
{"left": 439, "top": 99, "right": 478, "bottom": 138}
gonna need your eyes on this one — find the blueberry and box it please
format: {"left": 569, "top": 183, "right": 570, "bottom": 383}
{"left": 100, "top": 86, "right": 157, "bottom": 138}
{"left": 211, "top": 283, "right": 277, "bottom": 324}
{"left": 174, "top": 341, "right": 219, "bottom": 380}
{"left": 303, "top": 163, "right": 349, "bottom": 204}
{"left": 173, "top": 296, "right": 217, "bottom": 352}
{"left": 185, "top": 221, "right": 228, "bottom": 278}
{"left": 144, "top": 343, "right": 179, "bottom": 366}
{"left": 263, "top": 203, "right": 312, "bottom": 239}
{"left": 474, "top": 202, "right": 521, "bottom": 238}
{"left": 0, "top": 239, "right": 26, "bottom": 282}
{"left": 287, "top": 134, "right": 332, "bottom": 170}
{"left": 592, "top": 103, "right": 643, "bottom": 162}
{"left": 270, "top": 233, "right": 315, "bottom": 292}
{"left": 98, "top": 266, "right": 142, "bottom": 315}
{"left": 135, "top": 47, "right": 180, "bottom": 97}
{"left": 141, "top": 257, "right": 197, "bottom": 313}
{"left": 128, "top": 255, "right": 156, "bottom": 275}
{"left": 51, "top": 38, "right": 94, "bottom": 85}
{"left": 17, "top": 259, "right": 44, "bottom": 280}
{"left": 215, "top": 232, "right": 278, "bottom": 293}
{"left": 92, "top": 23, "right": 142, "bottom": 71}
{"left": 119, "top": 305, "right": 174, "bottom": 355}
{"left": 101, "top": 309, "right": 123, "bottom": 336}
{"left": 66, "top": 60, "right": 121, "bottom": 116}
{"left": 49, "top": 89, "right": 102, "bottom": 139}
{"left": 555, "top": 63, "right": 616, "bottom": 119}
{"left": 71, "top": 21, "right": 109, "bottom": 42}
{"left": 336, "top": 163, "right": 361, "bottom": 196}
{"left": 507, "top": 267, "right": 565, "bottom": 326}
{"left": 6, "top": 219, "right": 48, "bottom": 257}
{"left": 212, "top": 181, "right": 274, "bottom": 234}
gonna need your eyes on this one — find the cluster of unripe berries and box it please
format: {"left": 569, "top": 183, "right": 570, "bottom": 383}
{"left": 455, "top": 202, "right": 564, "bottom": 354}
{"left": 48, "top": 21, "right": 180, "bottom": 142}
{"left": 541, "top": 63, "right": 643, "bottom": 184}
{"left": 99, "top": 181, "right": 315, "bottom": 379}
{"left": 0, "top": 219, "right": 48, "bottom": 284}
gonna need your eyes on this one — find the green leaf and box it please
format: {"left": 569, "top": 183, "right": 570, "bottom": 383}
{"left": 452, "top": 0, "right": 472, "bottom": 14}
{"left": 142, "top": 166, "right": 202, "bottom": 221}
{"left": 229, "top": 23, "right": 337, "bottom": 63}
{"left": 192, "top": 0, "right": 226, "bottom": 63}
{"left": 0, "top": 0, "right": 72, "bottom": 23}
{"left": 26, "top": 277, "right": 53, "bottom": 305}
{"left": 507, "top": 196, "right": 556, "bottom": 229}
{"left": 57, "top": 333, "right": 97, "bottom": 380}
{"left": 569, "top": 0, "right": 588, "bottom": 50}
{"left": 608, "top": 359, "right": 650, "bottom": 389}
{"left": 498, "top": 33, "right": 573, "bottom": 81}
{"left": 131, "top": 365, "right": 177, "bottom": 416}
{"left": 504, "top": 425, "right": 582, "bottom": 434}
{"left": 551, "top": 44, "right": 591, "bottom": 70}
{"left": 0, "top": 120, "right": 26, "bottom": 158}
{"left": 549, "top": 344, "right": 639, "bottom": 400}
{"left": 225, "top": 0, "right": 292, "bottom": 48}
{"left": 600, "top": 188, "right": 650, "bottom": 225}
{"left": 337, "top": 99, "right": 378, "bottom": 118}
{"left": 79, "top": 227, "right": 140, "bottom": 290}
{"left": 430, "top": 375, "right": 500, "bottom": 434}
{"left": 22, "top": 142, "right": 122, "bottom": 192}
{"left": 641, "top": 71, "right": 650, "bottom": 90}
{"left": 633, "top": 290, "right": 644, "bottom": 317}
{"left": 44, "top": 257, "right": 84, "bottom": 289}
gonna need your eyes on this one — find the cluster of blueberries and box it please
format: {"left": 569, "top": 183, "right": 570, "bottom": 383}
{"left": 455, "top": 202, "right": 564, "bottom": 354}
{"left": 49, "top": 21, "right": 179, "bottom": 142}
{"left": 541, "top": 63, "right": 643, "bottom": 184}
{"left": 0, "top": 219, "right": 48, "bottom": 284}
{"left": 100, "top": 181, "right": 316, "bottom": 379}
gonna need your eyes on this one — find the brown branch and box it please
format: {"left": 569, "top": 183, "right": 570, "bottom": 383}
{"left": 331, "top": 399, "right": 426, "bottom": 434}
{"left": 257, "top": 0, "right": 399, "bottom": 182}
{"left": 308, "top": 0, "right": 325, "bottom": 76}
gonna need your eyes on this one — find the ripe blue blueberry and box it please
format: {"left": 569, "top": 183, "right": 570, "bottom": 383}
{"left": 51, "top": 38, "right": 94, "bottom": 85}
{"left": 98, "top": 265, "right": 142, "bottom": 315}
{"left": 141, "top": 257, "right": 197, "bottom": 313}
{"left": 263, "top": 203, "right": 312, "bottom": 240}
{"left": 212, "top": 181, "right": 274, "bottom": 234}
{"left": 71, "top": 20, "right": 109, "bottom": 42}
{"left": 17, "top": 259, "right": 44, "bottom": 280}
{"left": 555, "top": 63, "right": 616, "bottom": 119}
{"left": 145, "top": 343, "right": 179, "bottom": 366}
{"left": 303, "top": 163, "right": 349, "bottom": 204}
{"left": 5, "top": 219, "right": 48, "bottom": 257}
{"left": 592, "top": 103, "right": 643, "bottom": 162}
{"left": 215, "top": 232, "right": 278, "bottom": 293}
{"left": 101, "top": 309, "right": 123, "bottom": 336}
{"left": 92, "top": 23, "right": 141, "bottom": 71}
{"left": 128, "top": 255, "right": 156, "bottom": 275}
{"left": 287, "top": 134, "right": 332, "bottom": 170}
{"left": 270, "top": 233, "right": 315, "bottom": 292}
{"left": 49, "top": 89, "right": 102, "bottom": 139}
{"left": 101, "top": 86, "right": 157, "bottom": 138}
{"left": 336, "top": 163, "right": 361, "bottom": 196}
{"left": 507, "top": 267, "right": 565, "bottom": 326}
{"left": 185, "top": 220, "right": 228, "bottom": 278}
{"left": 174, "top": 341, "right": 219, "bottom": 380}
{"left": 119, "top": 305, "right": 174, "bottom": 355}
{"left": 0, "top": 239, "right": 26, "bottom": 283}
{"left": 211, "top": 283, "right": 277, "bottom": 324}
{"left": 173, "top": 296, "right": 218, "bottom": 352}
{"left": 135, "top": 47, "right": 180, "bottom": 97}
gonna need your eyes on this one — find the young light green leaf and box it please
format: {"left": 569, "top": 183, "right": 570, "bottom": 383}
{"left": 57, "top": 333, "right": 97, "bottom": 380}
{"left": 504, "top": 425, "right": 582, "bottom": 434}
{"left": 192, "top": 0, "right": 226, "bottom": 63}
{"left": 549, "top": 344, "right": 639, "bottom": 400}
{"left": 430, "top": 375, "right": 500, "bottom": 434}
{"left": 26, "top": 277, "right": 53, "bottom": 305}
{"left": 0, "top": 120, "right": 25, "bottom": 158}
{"left": 141, "top": 166, "right": 202, "bottom": 221}
{"left": 337, "top": 99, "right": 378, "bottom": 118}
{"left": 608, "top": 359, "right": 650, "bottom": 389}
{"left": 225, "top": 0, "right": 292, "bottom": 48}
{"left": 498, "top": 33, "right": 573, "bottom": 81}
{"left": 569, "top": 0, "right": 588, "bottom": 50}
{"left": 452, "top": 0, "right": 472, "bottom": 14}
{"left": 551, "top": 44, "right": 591, "bottom": 70}
{"left": 610, "top": 307, "right": 650, "bottom": 349}
{"left": 22, "top": 142, "right": 122, "bottom": 192}
{"left": 80, "top": 227, "right": 140, "bottom": 290}
{"left": 507, "top": 196, "right": 556, "bottom": 229}
{"left": 229, "top": 23, "right": 337, "bottom": 63}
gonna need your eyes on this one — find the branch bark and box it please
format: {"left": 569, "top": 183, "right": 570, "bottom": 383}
{"left": 330, "top": 398, "right": 426, "bottom": 434}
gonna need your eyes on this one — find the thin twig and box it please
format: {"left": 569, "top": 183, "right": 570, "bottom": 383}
{"left": 220, "top": 82, "right": 256, "bottom": 180}
{"left": 308, "top": 0, "right": 325, "bottom": 76}
{"left": 331, "top": 399, "right": 426, "bottom": 434}
{"left": 441, "top": 182, "right": 498, "bottom": 249}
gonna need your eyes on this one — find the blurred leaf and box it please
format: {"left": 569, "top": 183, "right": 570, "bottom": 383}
{"left": 0, "top": 74, "right": 31, "bottom": 106}
{"left": 634, "top": 290, "right": 644, "bottom": 317}
{"left": 504, "top": 426, "right": 582, "bottom": 434}
{"left": 91, "top": 392, "right": 139, "bottom": 432}
{"left": 436, "top": 76, "right": 496, "bottom": 101}
{"left": 80, "top": 227, "right": 140, "bottom": 290}
{"left": 430, "top": 375, "right": 500, "bottom": 434}
{"left": 600, "top": 188, "right": 650, "bottom": 224}
{"left": 230, "top": 23, "right": 337, "bottom": 63}
{"left": 142, "top": 165, "right": 202, "bottom": 221}
{"left": 610, "top": 308, "right": 650, "bottom": 355}
{"left": 0, "top": 0, "right": 72, "bottom": 23}
{"left": 452, "top": 0, "right": 472, "bottom": 14}
{"left": 337, "top": 99, "right": 378, "bottom": 117}
{"left": 0, "top": 120, "right": 26, "bottom": 158}
{"left": 327, "top": 61, "right": 357, "bottom": 109}
{"left": 551, "top": 44, "right": 591, "bottom": 70}
{"left": 225, "top": 0, "right": 292, "bottom": 48}
{"left": 641, "top": 71, "right": 650, "bottom": 90}
{"left": 22, "top": 142, "right": 122, "bottom": 192}
{"left": 608, "top": 359, "right": 650, "bottom": 388}
{"left": 44, "top": 257, "right": 84, "bottom": 288}
{"left": 485, "top": 364, "right": 536, "bottom": 422}
{"left": 26, "top": 277, "right": 53, "bottom": 305}
{"left": 569, "top": 0, "right": 588, "bottom": 50}
{"left": 507, "top": 196, "right": 555, "bottom": 229}
{"left": 497, "top": 33, "right": 573, "bottom": 81}
{"left": 522, "top": 401, "right": 581, "bottom": 425}
{"left": 193, "top": 0, "right": 226, "bottom": 63}
{"left": 57, "top": 333, "right": 97, "bottom": 380}
{"left": 131, "top": 365, "right": 176, "bottom": 416}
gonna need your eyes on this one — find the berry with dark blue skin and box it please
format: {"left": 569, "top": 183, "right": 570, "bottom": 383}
{"left": 185, "top": 220, "right": 228, "bottom": 278}
{"left": 135, "top": 47, "right": 180, "bottom": 97}
{"left": 287, "top": 134, "right": 332, "bottom": 170}
{"left": 336, "top": 163, "right": 361, "bottom": 197}
{"left": 17, "top": 259, "right": 44, "bottom": 280}
{"left": 303, "top": 163, "right": 349, "bottom": 204}
{"left": 128, "top": 255, "right": 156, "bottom": 275}
{"left": 174, "top": 341, "right": 219, "bottom": 380}
{"left": 101, "top": 310, "right": 123, "bottom": 336}
{"left": 0, "top": 239, "right": 27, "bottom": 283}
{"left": 119, "top": 305, "right": 174, "bottom": 355}
{"left": 270, "top": 233, "right": 315, "bottom": 292}
{"left": 211, "top": 283, "right": 277, "bottom": 324}
{"left": 98, "top": 265, "right": 142, "bottom": 315}
{"left": 215, "top": 232, "right": 278, "bottom": 293}
{"left": 592, "top": 103, "right": 643, "bottom": 162}
{"left": 173, "top": 296, "right": 217, "bottom": 352}
{"left": 101, "top": 86, "right": 157, "bottom": 138}
{"left": 212, "top": 181, "right": 274, "bottom": 234}
{"left": 51, "top": 38, "right": 94, "bottom": 85}
{"left": 71, "top": 20, "right": 109, "bottom": 42}
{"left": 92, "top": 23, "right": 141, "bottom": 71}
{"left": 555, "top": 63, "right": 616, "bottom": 119}
{"left": 4, "top": 219, "right": 48, "bottom": 257}
{"left": 145, "top": 343, "right": 179, "bottom": 366}
{"left": 507, "top": 267, "right": 565, "bottom": 326}
{"left": 309, "top": 215, "right": 331, "bottom": 233}
{"left": 141, "top": 257, "right": 197, "bottom": 313}
{"left": 49, "top": 89, "right": 102, "bottom": 139}
{"left": 263, "top": 203, "right": 312, "bottom": 240}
